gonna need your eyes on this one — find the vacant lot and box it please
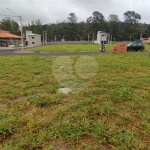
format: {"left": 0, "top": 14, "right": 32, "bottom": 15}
{"left": 19, "top": 44, "right": 116, "bottom": 53}
{"left": 19, "top": 43, "right": 150, "bottom": 53}
{"left": 0, "top": 52, "right": 150, "bottom": 149}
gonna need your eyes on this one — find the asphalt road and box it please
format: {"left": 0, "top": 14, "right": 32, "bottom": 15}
{"left": 0, "top": 48, "right": 109, "bottom": 56}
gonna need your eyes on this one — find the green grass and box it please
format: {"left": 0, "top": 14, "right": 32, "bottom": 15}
{"left": 19, "top": 44, "right": 116, "bottom": 53}
{"left": 18, "top": 43, "right": 150, "bottom": 53}
{"left": 1, "top": 52, "right": 150, "bottom": 149}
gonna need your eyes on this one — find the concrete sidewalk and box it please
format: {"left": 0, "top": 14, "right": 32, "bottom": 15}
{"left": 0, "top": 46, "right": 34, "bottom": 50}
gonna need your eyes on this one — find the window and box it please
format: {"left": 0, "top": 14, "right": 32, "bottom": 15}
{"left": 32, "top": 37, "right": 34, "bottom": 39}
{"left": 32, "top": 42, "right": 35, "bottom": 44}
{"left": 137, "top": 43, "right": 142, "bottom": 46}
{"left": 127, "top": 43, "right": 132, "bottom": 46}
{"left": 132, "top": 43, "right": 137, "bottom": 46}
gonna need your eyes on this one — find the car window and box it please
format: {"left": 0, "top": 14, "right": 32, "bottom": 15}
{"left": 127, "top": 43, "right": 132, "bottom": 46}
{"left": 137, "top": 43, "right": 142, "bottom": 46}
{"left": 132, "top": 43, "right": 137, "bottom": 46}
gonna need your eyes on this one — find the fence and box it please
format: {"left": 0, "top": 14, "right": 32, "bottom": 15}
{"left": 43, "top": 41, "right": 93, "bottom": 45}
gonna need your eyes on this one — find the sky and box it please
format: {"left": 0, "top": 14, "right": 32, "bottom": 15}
{"left": 0, "top": 0, "right": 150, "bottom": 25}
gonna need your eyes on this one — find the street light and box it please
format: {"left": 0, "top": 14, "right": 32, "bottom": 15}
{"left": 7, "top": 8, "right": 23, "bottom": 50}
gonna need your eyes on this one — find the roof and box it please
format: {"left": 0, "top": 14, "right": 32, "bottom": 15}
{"left": 0, "top": 32, "right": 22, "bottom": 39}
{"left": 98, "top": 31, "right": 109, "bottom": 34}
{"left": 0, "top": 30, "right": 9, "bottom": 33}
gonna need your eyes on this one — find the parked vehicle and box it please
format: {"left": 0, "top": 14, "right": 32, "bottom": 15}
{"left": 127, "top": 42, "right": 145, "bottom": 51}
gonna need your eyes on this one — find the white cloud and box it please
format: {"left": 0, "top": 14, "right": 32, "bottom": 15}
{"left": 0, "top": 0, "right": 149, "bottom": 24}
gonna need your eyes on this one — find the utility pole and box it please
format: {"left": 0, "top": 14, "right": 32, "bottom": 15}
{"left": 130, "top": 36, "right": 131, "bottom": 41}
{"left": 7, "top": 8, "right": 23, "bottom": 50}
{"left": 92, "top": 32, "right": 94, "bottom": 45}
{"left": 43, "top": 30, "right": 45, "bottom": 46}
{"left": 20, "top": 15, "right": 23, "bottom": 50}
{"left": 108, "top": 34, "right": 110, "bottom": 45}
{"left": 45, "top": 30, "right": 46, "bottom": 46}
{"left": 110, "top": 35, "right": 112, "bottom": 45}
{"left": 45, "top": 30, "right": 47, "bottom": 46}
{"left": 140, "top": 32, "right": 142, "bottom": 39}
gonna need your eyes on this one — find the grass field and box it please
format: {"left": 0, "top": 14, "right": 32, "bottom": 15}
{"left": 19, "top": 43, "right": 150, "bottom": 53}
{"left": 1, "top": 52, "right": 150, "bottom": 149}
{"left": 21, "top": 44, "right": 112, "bottom": 53}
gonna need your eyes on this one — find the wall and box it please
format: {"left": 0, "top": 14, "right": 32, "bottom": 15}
{"left": 28, "top": 34, "right": 41, "bottom": 46}
{"left": 44, "top": 41, "right": 92, "bottom": 45}
{"left": 25, "top": 31, "right": 32, "bottom": 41}
{"left": 35, "top": 34, "right": 41, "bottom": 46}
{"left": 141, "top": 37, "right": 150, "bottom": 44}
{"left": 94, "top": 32, "right": 109, "bottom": 44}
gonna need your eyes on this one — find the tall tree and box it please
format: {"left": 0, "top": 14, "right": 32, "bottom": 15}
{"left": 67, "top": 13, "right": 78, "bottom": 23}
{"left": 108, "top": 14, "right": 120, "bottom": 40}
{"left": 123, "top": 11, "right": 141, "bottom": 40}
{"left": 0, "top": 17, "right": 20, "bottom": 35}
{"left": 92, "top": 11, "right": 105, "bottom": 24}
{"left": 67, "top": 13, "right": 79, "bottom": 40}
{"left": 108, "top": 14, "right": 119, "bottom": 22}
{"left": 86, "top": 11, "right": 106, "bottom": 40}
{"left": 124, "top": 11, "right": 141, "bottom": 24}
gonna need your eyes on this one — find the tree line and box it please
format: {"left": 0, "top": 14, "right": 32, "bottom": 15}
{"left": 0, "top": 10, "right": 150, "bottom": 41}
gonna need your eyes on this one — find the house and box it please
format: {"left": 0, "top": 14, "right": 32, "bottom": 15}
{"left": 140, "top": 37, "right": 150, "bottom": 44}
{"left": 0, "top": 30, "right": 22, "bottom": 47}
{"left": 94, "top": 31, "right": 109, "bottom": 44}
{"left": 25, "top": 31, "right": 41, "bottom": 47}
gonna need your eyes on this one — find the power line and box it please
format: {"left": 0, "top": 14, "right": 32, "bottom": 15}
{"left": 0, "top": 0, "right": 146, "bottom": 1}
{"left": 0, "top": 14, "right": 19, "bottom": 17}
{"left": 21, "top": 18, "right": 27, "bottom": 26}
{"left": 0, "top": 0, "right": 147, "bottom": 4}
{"left": 0, "top": 14, "right": 27, "bottom": 27}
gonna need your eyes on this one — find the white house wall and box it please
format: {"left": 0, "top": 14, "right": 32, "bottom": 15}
{"left": 26, "top": 31, "right": 32, "bottom": 42}
{"left": 94, "top": 31, "right": 109, "bottom": 44}
{"left": 28, "top": 34, "right": 41, "bottom": 46}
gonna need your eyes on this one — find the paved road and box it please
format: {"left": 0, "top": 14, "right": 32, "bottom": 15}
{"left": 0, "top": 48, "right": 109, "bottom": 56}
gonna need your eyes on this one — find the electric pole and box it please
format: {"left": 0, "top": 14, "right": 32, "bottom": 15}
{"left": 43, "top": 30, "right": 45, "bottom": 46}
{"left": 7, "top": 8, "right": 23, "bottom": 50}
{"left": 20, "top": 15, "right": 23, "bottom": 50}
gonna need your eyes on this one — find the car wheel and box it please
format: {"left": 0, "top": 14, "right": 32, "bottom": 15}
{"left": 140, "top": 48, "right": 144, "bottom": 51}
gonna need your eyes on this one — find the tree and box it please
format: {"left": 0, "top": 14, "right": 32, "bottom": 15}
{"left": 108, "top": 14, "right": 119, "bottom": 22}
{"left": 123, "top": 11, "right": 141, "bottom": 40}
{"left": 86, "top": 16, "right": 93, "bottom": 23}
{"left": 124, "top": 11, "right": 141, "bottom": 24}
{"left": 23, "top": 19, "right": 42, "bottom": 36}
{"left": 86, "top": 11, "right": 106, "bottom": 39}
{"left": 66, "top": 13, "right": 79, "bottom": 40}
{"left": 92, "top": 11, "right": 105, "bottom": 24}
{"left": 108, "top": 14, "right": 120, "bottom": 40}
{"left": 67, "top": 13, "right": 78, "bottom": 23}
{"left": 0, "top": 17, "right": 20, "bottom": 35}
{"left": 14, "top": 11, "right": 150, "bottom": 42}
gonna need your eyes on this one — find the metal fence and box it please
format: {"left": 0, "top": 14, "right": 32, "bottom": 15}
{"left": 43, "top": 41, "right": 93, "bottom": 45}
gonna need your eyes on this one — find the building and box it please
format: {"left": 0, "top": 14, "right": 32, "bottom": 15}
{"left": 94, "top": 31, "right": 109, "bottom": 44}
{"left": 25, "top": 31, "right": 41, "bottom": 47}
{"left": 0, "top": 30, "right": 22, "bottom": 47}
{"left": 140, "top": 37, "right": 150, "bottom": 44}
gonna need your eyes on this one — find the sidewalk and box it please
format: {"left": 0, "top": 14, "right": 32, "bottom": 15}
{"left": 0, "top": 46, "right": 34, "bottom": 50}
{"left": 0, "top": 47, "right": 14, "bottom": 50}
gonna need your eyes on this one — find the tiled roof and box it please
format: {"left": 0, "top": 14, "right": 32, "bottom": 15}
{"left": 0, "top": 32, "right": 22, "bottom": 39}
{"left": 0, "top": 30, "right": 9, "bottom": 33}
